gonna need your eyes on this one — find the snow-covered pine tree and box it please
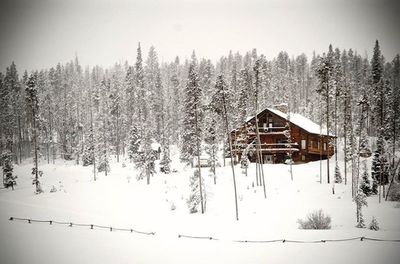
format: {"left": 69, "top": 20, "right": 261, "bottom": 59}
{"left": 355, "top": 192, "right": 368, "bottom": 228}
{"left": 135, "top": 138, "right": 156, "bottom": 184}
{"left": 2, "top": 62, "right": 20, "bottom": 162}
{"left": 237, "top": 67, "right": 252, "bottom": 125}
{"left": 159, "top": 144, "right": 171, "bottom": 174}
{"left": 204, "top": 110, "right": 219, "bottom": 184}
{"left": 334, "top": 162, "right": 342, "bottom": 184}
{"left": 169, "top": 57, "right": 182, "bottom": 143}
{"left": 371, "top": 132, "right": 389, "bottom": 199}
{"left": 127, "top": 125, "right": 140, "bottom": 162}
{"left": 180, "top": 52, "right": 201, "bottom": 164}
{"left": 109, "top": 64, "right": 125, "bottom": 163}
{"left": 1, "top": 150, "right": 17, "bottom": 190}
{"left": 145, "top": 46, "right": 162, "bottom": 136}
{"left": 82, "top": 76, "right": 95, "bottom": 168}
{"left": 187, "top": 170, "right": 206, "bottom": 213}
{"left": 360, "top": 161, "right": 372, "bottom": 196}
{"left": 135, "top": 42, "right": 146, "bottom": 137}
{"left": 357, "top": 92, "right": 371, "bottom": 155}
{"left": 370, "top": 41, "right": 390, "bottom": 146}
{"left": 25, "top": 74, "right": 43, "bottom": 194}
{"left": 332, "top": 48, "right": 342, "bottom": 165}
{"left": 96, "top": 79, "right": 111, "bottom": 176}
{"left": 316, "top": 45, "right": 335, "bottom": 184}
{"left": 125, "top": 65, "right": 136, "bottom": 129}
{"left": 0, "top": 72, "right": 13, "bottom": 155}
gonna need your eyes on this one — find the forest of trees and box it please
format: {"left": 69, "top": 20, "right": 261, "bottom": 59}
{"left": 0, "top": 41, "right": 399, "bottom": 198}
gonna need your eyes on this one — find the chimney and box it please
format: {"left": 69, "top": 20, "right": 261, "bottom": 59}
{"left": 274, "top": 103, "right": 288, "bottom": 114}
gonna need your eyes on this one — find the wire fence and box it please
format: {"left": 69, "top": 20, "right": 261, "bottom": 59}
{"left": 9, "top": 216, "right": 400, "bottom": 243}
{"left": 9, "top": 217, "right": 155, "bottom": 235}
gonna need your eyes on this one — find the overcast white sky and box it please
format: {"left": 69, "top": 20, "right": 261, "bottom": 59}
{"left": 0, "top": 0, "right": 399, "bottom": 72}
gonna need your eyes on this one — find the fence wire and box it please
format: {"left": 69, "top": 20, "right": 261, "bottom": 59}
{"left": 9, "top": 217, "right": 156, "bottom": 235}
{"left": 9, "top": 216, "right": 400, "bottom": 243}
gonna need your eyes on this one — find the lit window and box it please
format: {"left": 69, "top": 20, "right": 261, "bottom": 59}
{"left": 301, "top": 140, "right": 306, "bottom": 149}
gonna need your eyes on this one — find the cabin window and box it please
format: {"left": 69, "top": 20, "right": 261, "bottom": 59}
{"left": 268, "top": 122, "right": 273, "bottom": 128}
{"left": 301, "top": 139, "right": 306, "bottom": 149}
{"left": 324, "top": 143, "right": 327, "bottom": 150}
{"left": 302, "top": 155, "right": 306, "bottom": 161}
{"left": 263, "top": 123, "right": 267, "bottom": 130}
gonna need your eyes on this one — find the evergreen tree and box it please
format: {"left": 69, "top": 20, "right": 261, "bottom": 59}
{"left": 371, "top": 132, "right": 389, "bottom": 194}
{"left": 1, "top": 150, "right": 17, "bottom": 190}
{"left": 187, "top": 170, "right": 206, "bottom": 213}
{"left": 334, "top": 163, "right": 342, "bottom": 183}
{"left": 135, "top": 43, "right": 146, "bottom": 136}
{"left": 204, "top": 110, "right": 219, "bottom": 184}
{"left": 96, "top": 79, "right": 111, "bottom": 176}
{"left": 159, "top": 144, "right": 171, "bottom": 174}
{"left": 127, "top": 125, "right": 140, "bottom": 162}
{"left": 180, "top": 52, "right": 201, "bottom": 164}
{"left": 316, "top": 45, "right": 335, "bottom": 184}
{"left": 109, "top": 64, "right": 125, "bottom": 163}
{"left": 360, "top": 161, "right": 372, "bottom": 196}
{"left": 25, "top": 74, "right": 43, "bottom": 194}
{"left": 355, "top": 192, "right": 368, "bottom": 228}
{"left": 135, "top": 143, "right": 156, "bottom": 183}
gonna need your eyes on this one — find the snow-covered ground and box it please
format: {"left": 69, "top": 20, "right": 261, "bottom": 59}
{"left": 1, "top": 146, "right": 399, "bottom": 263}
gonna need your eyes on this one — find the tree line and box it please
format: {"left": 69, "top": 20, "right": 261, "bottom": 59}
{"left": 0, "top": 41, "right": 399, "bottom": 200}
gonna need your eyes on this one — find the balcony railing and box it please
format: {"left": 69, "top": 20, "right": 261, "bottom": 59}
{"left": 232, "top": 143, "right": 299, "bottom": 153}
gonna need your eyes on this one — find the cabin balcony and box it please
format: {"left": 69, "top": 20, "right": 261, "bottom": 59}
{"left": 231, "top": 143, "right": 299, "bottom": 154}
{"left": 246, "top": 126, "right": 287, "bottom": 135}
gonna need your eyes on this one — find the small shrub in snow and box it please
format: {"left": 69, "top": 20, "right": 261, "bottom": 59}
{"left": 387, "top": 184, "right": 400, "bottom": 201}
{"left": 368, "top": 217, "right": 379, "bottom": 231}
{"left": 170, "top": 202, "right": 176, "bottom": 211}
{"left": 50, "top": 185, "right": 57, "bottom": 193}
{"left": 394, "top": 202, "right": 400, "bottom": 208}
{"left": 297, "top": 209, "right": 331, "bottom": 229}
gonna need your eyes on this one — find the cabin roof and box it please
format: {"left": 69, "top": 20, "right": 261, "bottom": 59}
{"left": 244, "top": 107, "right": 334, "bottom": 137}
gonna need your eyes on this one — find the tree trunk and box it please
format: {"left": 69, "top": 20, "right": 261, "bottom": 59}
{"left": 326, "top": 82, "right": 330, "bottom": 184}
{"left": 194, "top": 103, "right": 204, "bottom": 214}
{"left": 33, "top": 109, "right": 39, "bottom": 193}
{"left": 221, "top": 83, "right": 239, "bottom": 221}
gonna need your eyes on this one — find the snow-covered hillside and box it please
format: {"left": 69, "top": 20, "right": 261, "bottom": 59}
{"left": 1, "top": 146, "right": 399, "bottom": 264}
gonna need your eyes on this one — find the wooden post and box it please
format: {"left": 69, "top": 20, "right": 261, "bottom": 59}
{"left": 221, "top": 78, "right": 239, "bottom": 220}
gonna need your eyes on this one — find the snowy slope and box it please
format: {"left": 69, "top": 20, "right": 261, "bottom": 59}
{"left": 0, "top": 146, "right": 399, "bottom": 263}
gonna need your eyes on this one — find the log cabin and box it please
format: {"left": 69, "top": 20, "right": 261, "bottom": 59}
{"left": 231, "top": 105, "right": 335, "bottom": 164}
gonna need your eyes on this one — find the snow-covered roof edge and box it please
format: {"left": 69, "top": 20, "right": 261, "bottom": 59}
{"left": 239, "top": 107, "right": 334, "bottom": 137}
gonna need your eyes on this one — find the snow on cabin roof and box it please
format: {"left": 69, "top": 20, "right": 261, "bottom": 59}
{"left": 241, "top": 108, "right": 333, "bottom": 136}
{"left": 266, "top": 108, "right": 333, "bottom": 136}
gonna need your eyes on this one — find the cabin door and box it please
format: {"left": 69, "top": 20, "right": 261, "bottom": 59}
{"left": 264, "top": 155, "right": 273, "bottom": 164}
